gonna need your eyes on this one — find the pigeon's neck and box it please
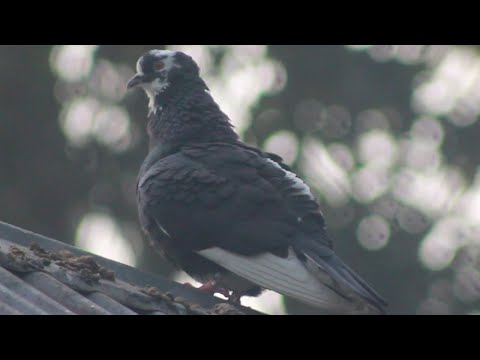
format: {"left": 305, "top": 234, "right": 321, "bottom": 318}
{"left": 146, "top": 78, "right": 239, "bottom": 150}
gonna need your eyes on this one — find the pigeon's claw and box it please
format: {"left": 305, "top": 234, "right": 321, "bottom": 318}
{"left": 199, "top": 280, "right": 231, "bottom": 298}
{"left": 183, "top": 280, "right": 231, "bottom": 298}
{"left": 227, "top": 291, "right": 244, "bottom": 306}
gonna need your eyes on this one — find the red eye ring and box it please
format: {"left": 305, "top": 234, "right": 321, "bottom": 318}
{"left": 154, "top": 61, "right": 165, "bottom": 71}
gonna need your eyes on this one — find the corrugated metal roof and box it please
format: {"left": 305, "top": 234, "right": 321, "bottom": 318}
{"left": 0, "top": 221, "right": 262, "bottom": 315}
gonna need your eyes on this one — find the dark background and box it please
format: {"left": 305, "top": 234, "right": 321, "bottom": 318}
{"left": 1, "top": 45, "right": 480, "bottom": 314}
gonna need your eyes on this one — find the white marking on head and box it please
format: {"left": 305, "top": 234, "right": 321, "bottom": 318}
{"left": 148, "top": 49, "right": 180, "bottom": 73}
{"left": 136, "top": 50, "right": 182, "bottom": 114}
{"left": 136, "top": 50, "right": 178, "bottom": 75}
{"left": 149, "top": 49, "right": 175, "bottom": 57}
{"left": 142, "top": 78, "right": 170, "bottom": 114}
{"left": 136, "top": 57, "right": 143, "bottom": 74}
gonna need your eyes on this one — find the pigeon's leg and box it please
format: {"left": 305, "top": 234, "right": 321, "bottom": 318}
{"left": 183, "top": 281, "right": 230, "bottom": 298}
{"left": 199, "top": 280, "right": 231, "bottom": 298}
{"left": 228, "top": 291, "right": 244, "bottom": 305}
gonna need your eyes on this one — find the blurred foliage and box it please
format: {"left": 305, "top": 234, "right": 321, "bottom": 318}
{"left": 1, "top": 45, "right": 480, "bottom": 314}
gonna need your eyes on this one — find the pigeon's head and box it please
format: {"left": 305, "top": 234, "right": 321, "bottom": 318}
{"left": 127, "top": 50, "right": 200, "bottom": 98}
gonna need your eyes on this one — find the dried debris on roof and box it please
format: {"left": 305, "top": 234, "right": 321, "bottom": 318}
{"left": 29, "top": 243, "right": 115, "bottom": 283}
{"left": 0, "top": 236, "right": 251, "bottom": 315}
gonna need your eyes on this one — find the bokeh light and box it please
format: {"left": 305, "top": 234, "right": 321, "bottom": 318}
{"left": 264, "top": 130, "right": 299, "bottom": 165}
{"left": 50, "top": 45, "right": 98, "bottom": 82}
{"left": 76, "top": 212, "right": 136, "bottom": 267}
{"left": 357, "top": 215, "right": 390, "bottom": 251}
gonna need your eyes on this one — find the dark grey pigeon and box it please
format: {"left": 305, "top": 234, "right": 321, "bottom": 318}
{"left": 127, "top": 49, "right": 388, "bottom": 314}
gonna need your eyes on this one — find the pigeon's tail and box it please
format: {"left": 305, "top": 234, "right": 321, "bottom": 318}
{"left": 198, "top": 246, "right": 371, "bottom": 314}
{"left": 298, "top": 241, "right": 388, "bottom": 314}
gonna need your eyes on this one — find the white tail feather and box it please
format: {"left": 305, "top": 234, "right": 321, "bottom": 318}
{"left": 197, "top": 247, "right": 355, "bottom": 313}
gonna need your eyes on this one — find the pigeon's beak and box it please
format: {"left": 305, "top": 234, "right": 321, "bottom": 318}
{"left": 127, "top": 73, "right": 146, "bottom": 90}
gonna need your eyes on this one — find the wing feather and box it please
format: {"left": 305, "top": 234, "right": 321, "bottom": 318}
{"left": 198, "top": 247, "right": 356, "bottom": 313}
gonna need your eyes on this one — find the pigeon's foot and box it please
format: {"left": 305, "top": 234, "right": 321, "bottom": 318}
{"left": 228, "top": 291, "right": 244, "bottom": 306}
{"left": 183, "top": 281, "right": 230, "bottom": 298}
{"left": 199, "top": 280, "right": 231, "bottom": 298}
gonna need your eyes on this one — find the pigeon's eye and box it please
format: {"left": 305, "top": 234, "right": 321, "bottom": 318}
{"left": 154, "top": 61, "right": 165, "bottom": 71}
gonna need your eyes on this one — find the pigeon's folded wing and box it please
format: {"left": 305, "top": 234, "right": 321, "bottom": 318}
{"left": 138, "top": 142, "right": 386, "bottom": 313}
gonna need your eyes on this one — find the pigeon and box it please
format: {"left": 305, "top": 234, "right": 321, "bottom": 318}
{"left": 127, "top": 49, "right": 388, "bottom": 314}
